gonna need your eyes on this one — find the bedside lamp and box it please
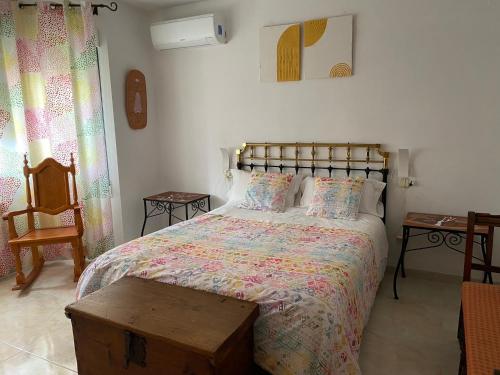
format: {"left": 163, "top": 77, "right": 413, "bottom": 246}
{"left": 398, "top": 149, "right": 414, "bottom": 188}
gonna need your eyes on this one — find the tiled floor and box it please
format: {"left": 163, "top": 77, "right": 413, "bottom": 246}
{"left": 0, "top": 261, "right": 78, "bottom": 374}
{"left": 0, "top": 260, "right": 461, "bottom": 374}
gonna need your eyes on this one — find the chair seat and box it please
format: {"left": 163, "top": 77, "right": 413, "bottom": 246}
{"left": 9, "top": 226, "right": 80, "bottom": 246}
{"left": 462, "top": 281, "right": 500, "bottom": 375}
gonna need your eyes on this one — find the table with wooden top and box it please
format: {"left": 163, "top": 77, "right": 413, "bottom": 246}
{"left": 141, "top": 191, "right": 210, "bottom": 236}
{"left": 393, "top": 212, "right": 493, "bottom": 299}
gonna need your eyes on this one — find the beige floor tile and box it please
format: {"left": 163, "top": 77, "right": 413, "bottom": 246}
{"left": 0, "top": 352, "right": 75, "bottom": 375}
{"left": 21, "top": 321, "right": 77, "bottom": 372}
{"left": 359, "top": 268, "right": 461, "bottom": 374}
{"left": 0, "top": 342, "right": 21, "bottom": 362}
{"left": 0, "top": 298, "right": 70, "bottom": 349}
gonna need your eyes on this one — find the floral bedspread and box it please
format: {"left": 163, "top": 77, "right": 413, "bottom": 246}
{"left": 77, "top": 214, "right": 379, "bottom": 375}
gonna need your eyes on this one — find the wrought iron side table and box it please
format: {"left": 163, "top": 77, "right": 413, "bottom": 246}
{"left": 393, "top": 212, "right": 493, "bottom": 299}
{"left": 141, "top": 191, "right": 211, "bottom": 236}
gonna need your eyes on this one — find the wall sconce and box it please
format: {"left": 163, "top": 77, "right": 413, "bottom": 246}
{"left": 220, "top": 148, "right": 233, "bottom": 180}
{"left": 398, "top": 149, "right": 415, "bottom": 188}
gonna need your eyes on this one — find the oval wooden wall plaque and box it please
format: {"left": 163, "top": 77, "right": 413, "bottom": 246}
{"left": 126, "top": 70, "right": 147, "bottom": 130}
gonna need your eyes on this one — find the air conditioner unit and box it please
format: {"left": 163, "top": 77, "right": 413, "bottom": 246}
{"left": 151, "top": 14, "right": 227, "bottom": 50}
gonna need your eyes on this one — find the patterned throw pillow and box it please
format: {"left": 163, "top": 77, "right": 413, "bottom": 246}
{"left": 306, "top": 177, "right": 365, "bottom": 220}
{"left": 238, "top": 171, "right": 293, "bottom": 212}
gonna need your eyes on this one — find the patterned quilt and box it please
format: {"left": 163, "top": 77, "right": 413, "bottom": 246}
{"left": 77, "top": 214, "right": 379, "bottom": 375}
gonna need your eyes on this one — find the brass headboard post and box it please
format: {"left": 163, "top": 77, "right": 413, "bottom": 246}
{"left": 346, "top": 144, "right": 351, "bottom": 176}
{"left": 236, "top": 142, "right": 390, "bottom": 222}
{"left": 311, "top": 143, "right": 316, "bottom": 176}
{"left": 295, "top": 144, "right": 299, "bottom": 174}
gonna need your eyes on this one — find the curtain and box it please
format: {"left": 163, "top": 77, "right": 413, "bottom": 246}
{"left": 0, "top": 1, "right": 114, "bottom": 277}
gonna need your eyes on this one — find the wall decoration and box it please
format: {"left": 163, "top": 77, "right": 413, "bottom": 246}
{"left": 126, "top": 70, "right": 148, "bottom": 129}
{"left": 260, "top": 23, "right": 301, "bottom": 82}
{"left": 304, "top": 15, "right": 353, "bottom": 79}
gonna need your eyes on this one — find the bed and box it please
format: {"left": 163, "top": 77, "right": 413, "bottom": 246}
{"left": 76, "top": 142, "right": 390, "bottom": 375}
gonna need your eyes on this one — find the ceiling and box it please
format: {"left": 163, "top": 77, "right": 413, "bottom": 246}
{"left": 121, "top": 0, "right": 204, "bottom": 10}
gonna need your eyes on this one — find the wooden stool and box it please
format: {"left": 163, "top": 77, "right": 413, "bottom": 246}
{"left": 461, "top": 282, "right": 500, "bottom": 375}
{"left": 459, "top": 212, "right": 500, "bottom": 375}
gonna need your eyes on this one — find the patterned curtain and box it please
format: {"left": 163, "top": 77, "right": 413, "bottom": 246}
{"left": 0, "top": 1, "right": 114, "bottom": 277}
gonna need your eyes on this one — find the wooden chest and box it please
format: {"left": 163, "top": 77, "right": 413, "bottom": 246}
{"left": 65, "top": 277, "right": 259, "bottom": 375}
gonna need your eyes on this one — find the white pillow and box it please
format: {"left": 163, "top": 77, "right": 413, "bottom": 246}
{"left": 285, "top": 174, "right": 304, "bottom": 208}
{"left": 359, "top": 179, "right": 386, "bottom": 218}
{"left": 299, "top": 176, "right": 315, "bottom": 207}
{"left": 227, "top": 169, "right": 251, "bottom": 203}
{"left": 376, "top": 201, "right": 385, "bottom": 218}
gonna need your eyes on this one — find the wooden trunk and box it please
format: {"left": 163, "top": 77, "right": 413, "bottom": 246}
{"left": 65, "top": 277, "right": 259, "bottom": 375}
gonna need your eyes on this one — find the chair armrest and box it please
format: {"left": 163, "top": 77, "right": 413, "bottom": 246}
{"left": 2, "top": 209, "right": 30, "bottom": 239}
{"left": 2, "top": 209, "right": 30, "bottom": 221}
{"left": 73, "top": 206, "right": 84, "bottom": 235}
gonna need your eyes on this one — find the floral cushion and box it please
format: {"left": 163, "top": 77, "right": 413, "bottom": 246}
{"left": 306, "top": 177, "right": 365, "bottom": 220}
{"left": 238, "top": 171, "right": 293, "bottom": 212}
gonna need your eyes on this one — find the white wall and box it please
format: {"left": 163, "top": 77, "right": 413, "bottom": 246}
{"left": 150, "top": 0, "right": 500, "bottom": 276}
{"left": 96, "top": 2, "right": 166, "bottom": 243}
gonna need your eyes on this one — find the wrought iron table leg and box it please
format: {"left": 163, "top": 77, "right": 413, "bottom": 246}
{"left": 185, "top": 204, "right": 189, "bottom": 221}
{"left": 208, "top": 196, "right": 211, "bottom": 211}
{"left": 140, "top": 200, "right": 148, "bottom": 237}
{"left": 486, "top": 232, "right": 494, "bottom": 284}
{"left": 480, "top": 234, "right": 493, "bottom": 284}
{"left": 168, "top": 203, "right": 172, "bottom": 226}
{"left": 401, "top": 241, "right": 407, "bottom": 278}
{"left": 481, "top": 235, "right": 487, "bottom": 283}
{"left": 393, "top": 226, "right": 409, "bottom": 300}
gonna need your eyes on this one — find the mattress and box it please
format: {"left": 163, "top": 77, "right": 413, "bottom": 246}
{"left": 76, "top": 204, "right": 388, "bottom": 375}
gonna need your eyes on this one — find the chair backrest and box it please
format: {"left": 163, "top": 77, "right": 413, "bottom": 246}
{"left": 24, "top": 154, "right": 79, "bottom": 216}
{"left": 463, "top": 211, "right": 500, "bottom": 281}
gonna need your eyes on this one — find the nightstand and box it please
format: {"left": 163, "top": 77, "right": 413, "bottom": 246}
{"left": 140, "top": 191, "right": 210, "bottom": 236}
{"left": 393, "top": 212, "right": 493, "bottom": 299}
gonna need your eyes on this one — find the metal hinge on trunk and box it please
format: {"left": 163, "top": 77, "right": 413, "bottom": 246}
{"left": 123, "top": 331, "right": 147, "bottom": 368}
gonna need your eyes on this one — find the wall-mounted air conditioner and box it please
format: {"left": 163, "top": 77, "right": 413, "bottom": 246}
{"left": 151, "top": 14, "right": 226, "bottom": 50}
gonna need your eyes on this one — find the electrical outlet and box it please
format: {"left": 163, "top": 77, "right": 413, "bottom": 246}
{"left": 399, "top": 177, "right": 416, "bottom": 188}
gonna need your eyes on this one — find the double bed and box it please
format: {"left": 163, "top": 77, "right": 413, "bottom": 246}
{"left": 76, "top": 142, "right": 390, "bottom": 375}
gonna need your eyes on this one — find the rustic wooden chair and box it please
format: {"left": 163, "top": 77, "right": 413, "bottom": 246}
{"left": 458, "top": 212, "right": 500, "bottom": 375}
{"left": 2, "top": 154, "right": 85, "bottom": 290}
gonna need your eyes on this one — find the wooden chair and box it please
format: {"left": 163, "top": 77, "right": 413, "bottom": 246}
{"left": 458, "top": 212, "right": 500, "bottom": 375}
{"left": 2, "top": 154, "right": 85, "bottom": 290}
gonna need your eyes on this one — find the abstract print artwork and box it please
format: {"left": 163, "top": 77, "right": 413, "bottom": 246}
{"left": 304, "top": 15, "right": 353, "bottom": 79}
{"left": 0, "top": 2, "right": 114, "bottom": 277}
{"left": 260, "top": 23, "right": 300, "bottom": 82}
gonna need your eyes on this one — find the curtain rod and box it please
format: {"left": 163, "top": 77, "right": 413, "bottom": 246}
{"left": 18, "top": 2, "right": 118, "bottom": 15}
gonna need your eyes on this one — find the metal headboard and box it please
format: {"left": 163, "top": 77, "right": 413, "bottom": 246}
{"left": 236, "top": 142, "right": 390, "bottom": 222}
